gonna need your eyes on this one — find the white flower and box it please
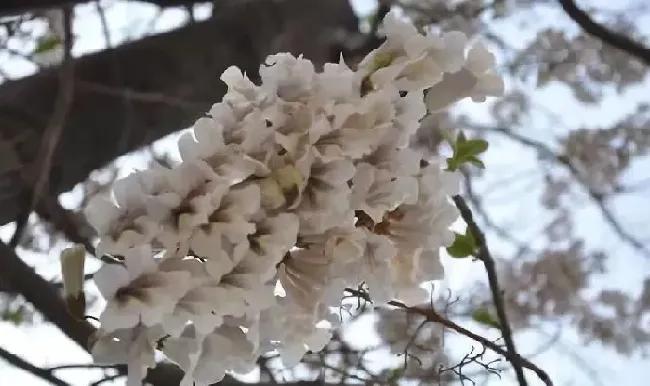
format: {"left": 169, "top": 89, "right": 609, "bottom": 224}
{"left": 260, "top": 53, "right": 316, "bottom": 101}
{"left": 295, "top": 156, "right": 355, "bottom": 233}
{"left": 406, "top": 30, "right": 468, "bottom": 73}
{"left": 237, "top": 213, "right": 299, "bottom": 282}
{"left": 332, "top": 230, "right": 397, "bottom": 304}
{"left": 151, "top": 161, "right": 229, "bottom": 250}
{"left": 392, "top": 90, "right": 428, "bottom": 146}
{"left": 220, "top": 66, "right": 264, "bottom": 114}
{"left": 85, "top": 168, "right": 167, "bottom": 256}
{"left": 359, "top": 14, "right": 470, "bottom": 93}
{"left": 318, "top": 57, "right": 360, "bottom": 101}
{"left": 163, "top": 324, "right": 257, "bottom": 386}
{"left": 351, "top": 162, "right": 417, "bottom": 223}
{"left": 163, "top": 256, "right": 273, "bottom": 337}
{"left": 253, "top": 298, "right": 335, "bottom": 368}
{"left": 178, "top": 117, "right": 226, "bottom": 162}
{"left": 179, "top": 114, "right": 270, "bottom": 182}
{"left": 370, "top": 53, "right": 443, "bottom": 93}
{"left": 310, "top": 90, "right": 396, "bottom": 161}
{"left": 83, "top": 11, "right": 503, "bottom": 382}
{"left": 93, "top": 245, "right": 192, "bottom": 332}
{"left": 188, "top": 184, "right": 260, "bottom": 262}
{"left": 158, "top": 259, "right": 225, "bottom": 337}
{"left": 425, "top": 42, "right": 503, "bottom": 112}
{"left": 373, "top": 164, "right": 460, "bottom": 252}
{"left": 278, "top": 247, "right": 331, "bottom": 312}
{"left": 364, "top": 142, "right": 422, "bottom": 177}
{"left": 391, "top": 248, "right": 444, "bottom": 305}
{"left": 91, "top": 325, "right": 162, "bottom": 386}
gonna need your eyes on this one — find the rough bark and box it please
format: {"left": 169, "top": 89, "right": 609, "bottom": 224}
{"left": 0, "top": 0, "right": 208, "bottom": 15}
{"left": 0, "top": 0, "right": 359, "bottom": 227}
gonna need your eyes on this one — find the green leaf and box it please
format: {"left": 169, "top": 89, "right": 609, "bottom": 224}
{"left": 445, "top": 130, "right": 489, "bottom": 171}
{"left": 33, "top": 34, "right": 61, "bottom": 54}
{"left": 467, "top": 155, "right": 486, "bottom": 169}
{"left": 456, "top": 130, "right": 467, "bottom": 144}
{"left": 446, "top": 156, "right": 459, "bottom": 172}
{"left": 2, "top": 305, "right": 25, "bottom": 326}
{"left": 458, "top": 138, "right": 489, "bottom": 157}
{"left": 472, "top": 308, "right": 501, "bottom": 329}
{"left": 446, "top": 229, "right": 476, "bottom": 258}
{"left": 387, "top": 368, "right": 405, "bottom": 383}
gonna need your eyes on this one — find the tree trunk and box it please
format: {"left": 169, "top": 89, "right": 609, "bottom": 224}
{"left": 0, "top": 0, "right": 359, "bottom": 227}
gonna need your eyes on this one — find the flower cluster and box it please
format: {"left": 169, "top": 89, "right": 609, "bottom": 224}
{"left": 85, "top": 14, "right": 502, "bottom": 386}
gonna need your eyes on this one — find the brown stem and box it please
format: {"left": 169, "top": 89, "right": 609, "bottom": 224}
{"left": 558, "top": 0, "right": 650, "bottom": 65}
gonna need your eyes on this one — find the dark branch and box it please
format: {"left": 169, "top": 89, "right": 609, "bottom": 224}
{"left": 0, "top": 0, "right": 208, "bottom": 16}
{"left": 452, "top": 195, "right": 528, "bottom": 386}
{"left": 0, "top": 0, "right": 360, "bottom": 230}
{"left": 472, "top": 125, "right": 650, "bottom": 258}
{"left": 29, "top": 4, "right": 75, "bottom": 213}
{"left": 47, "top": 363, "right": 117, "bottom": 371}
{"left": 558, "top": 0, "right": 650, "bottom": 65}
{"left": 345, "top": 288, "right": 553, "bottom": 386}
{"left": 0, "top": 345, "right": 71, "bottom": 386}
{"left": 89, "top": 373, "right": 123, "bottom": 386}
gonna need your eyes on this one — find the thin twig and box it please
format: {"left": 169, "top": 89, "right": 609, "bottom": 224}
{"left": 452, "top": 195, "right": 529, "bottom": 386}
{"left": 47, "top": 363, "right": 116, "bottom": 372}
{"left": 90, "top": 373, "right": 123, "bottom": 386}
{"left": 471, "top": 125, "right": 650, "bottom": 258}
{"left": 76, "top": 81, "right": 205, "bottom": 109}
{"left": 35, "top": 195, "right": 95, "bottom": 255}
{"left": 344, "top": 288, "right": 553, "bottom": 386}
{"left": 558, "top": 0, "right": 650, "bottom": 65}
{"left": 0, "top": 346, "right": 71, "bottom": 386}
{"left": 29, "top": 5, "right": 75, "bottom": 213}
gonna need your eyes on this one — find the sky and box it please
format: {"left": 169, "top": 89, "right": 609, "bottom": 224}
{"left": 1, "top": 0, "right": 650, "bottom": 385}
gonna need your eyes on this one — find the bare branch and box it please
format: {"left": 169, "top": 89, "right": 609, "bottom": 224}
{"left": 470, "top": 125, "right": 650, "bottom": 258}
{"left": 29, "top": 5, "right": 75, "bottom": 212}
{"left": 89, "top": 374, "right": 123, "bottom": 386}
{"left": 345, "top": 288, "right": 553, "bottom": 386}
{"left": 0, "top": 345, "right": 71, "bottom": 386}
{"left": 558, "top": 0, "right": 650, "bottom": 65}
{"left": 0, "top": 0, "right": 360, "bottom": 230}
{"left": 46, "top": 363, "right": 117, "bottom": 371}
{"left": 0, "top": 0, "right": 208, "bottom": 16}
{"left": 452, "top": 195, "right": 528, "bottom": 386}
{"left": 9, "top": 5, "right": 75, "bottom": 248}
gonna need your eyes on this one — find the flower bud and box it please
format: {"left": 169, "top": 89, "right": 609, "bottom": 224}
{"left": 60, "top": 245, "right": 86, "bottom": 319}
{"left": 274, "top": 165, "right": 303, "bottom": 207}
{"left": 260, "top": 177, "right": 285, "bottom": 210}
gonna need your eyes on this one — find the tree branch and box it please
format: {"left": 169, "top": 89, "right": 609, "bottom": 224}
{"left": 0, "top": 0, "right": 360, "bottom": 230}
{"left": 345, "top": 288, "right": 553, "bottom": 386}
{"left": 558, "top": 0, "right": 650, "bottom": 65}
{"left": 468, "top": 125, "right": 650, "bottom": 258}
{"left": 452, "top": 195, "right": 529, "bottom": 386}
{"left": 0, "top": 0, "right": 208, "bottom": 16}
{"left": 0, "top": 345, "right": 71, "bottom": 386}
{"left": 29, "top": 4, "right": 75, "bottom": 213}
